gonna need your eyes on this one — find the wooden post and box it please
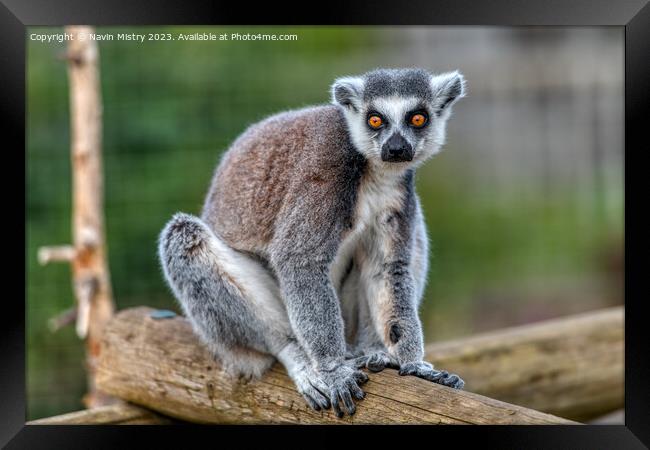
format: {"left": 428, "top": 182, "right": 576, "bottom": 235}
{"left": 38, "top": 25, "right": 116, "bottom": 408}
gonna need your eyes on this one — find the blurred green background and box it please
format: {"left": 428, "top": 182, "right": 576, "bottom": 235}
{"left": 26, "top": 26, "right": 623, "bottom": 420}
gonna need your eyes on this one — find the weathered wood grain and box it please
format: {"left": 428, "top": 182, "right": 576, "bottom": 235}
{"left": 95, "top": 307, "right": 578, "bottom": 425}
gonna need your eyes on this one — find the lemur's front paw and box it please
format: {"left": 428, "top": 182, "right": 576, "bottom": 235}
{"left": 348, "top": 351, "right": 400, "bottom": 373}
{"left": 292, "top": 369, "right": 332, "bottom": 412}
{"left": 398, "top": 361, "right": 465, "bottom": 390}
{"left": 320, "top": 364, "right": 368, "bottom": 418}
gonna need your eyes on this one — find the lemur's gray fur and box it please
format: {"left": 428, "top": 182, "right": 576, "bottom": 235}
{"left": 159, "top": 68, "right": 466, "bottom": 418}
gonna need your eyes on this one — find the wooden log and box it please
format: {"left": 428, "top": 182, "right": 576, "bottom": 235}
{"left": 96, "top": 307, "right": 576, "bottom": 425}
{"left": 27, "top": 403, "right": 173, "bottom": 425}
{"left": 424, "top": 307, "right": 623, "bottom": 422}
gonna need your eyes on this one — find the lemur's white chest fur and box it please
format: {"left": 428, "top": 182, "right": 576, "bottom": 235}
{"left": 330, "top": 168, "right": 406, "bottom": 291}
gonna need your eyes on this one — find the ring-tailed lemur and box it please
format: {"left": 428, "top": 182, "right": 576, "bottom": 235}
{"left": 159, "top": 68, "right": 466, "bottom": 418}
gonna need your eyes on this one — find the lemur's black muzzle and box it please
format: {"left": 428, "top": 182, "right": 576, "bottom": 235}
{"left": 381, "top": 133, "right": 413, "bottom": 162}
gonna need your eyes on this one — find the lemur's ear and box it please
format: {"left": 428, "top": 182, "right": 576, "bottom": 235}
{"left": 431, "top": 71, "right": 466, "bottom": 114}
{"left": 331, "top": 76, "right": 364, "bottom": 111}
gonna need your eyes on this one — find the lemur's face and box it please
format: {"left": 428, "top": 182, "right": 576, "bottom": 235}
{"left": 332, "top": 68, "right": 465, "bottom": 168}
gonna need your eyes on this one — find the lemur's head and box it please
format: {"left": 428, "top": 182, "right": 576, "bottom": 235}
{"left": 331, "top": 68, "right": 465, "bottom": 168}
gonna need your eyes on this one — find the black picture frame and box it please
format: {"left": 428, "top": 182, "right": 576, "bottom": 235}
{"left": 5, "top": 0, "right": 649, "bottom": 447}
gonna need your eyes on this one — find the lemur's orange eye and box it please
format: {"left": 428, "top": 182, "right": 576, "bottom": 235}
{"left": 410, "top": 113, "right": 427, "bottom": 128}
{"left": 368, "top": 115, "right": 383, "bottom": 129}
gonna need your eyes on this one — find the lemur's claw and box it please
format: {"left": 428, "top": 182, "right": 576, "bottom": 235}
{"left": 399, "top": 361, "right": 465, "bottom": 390}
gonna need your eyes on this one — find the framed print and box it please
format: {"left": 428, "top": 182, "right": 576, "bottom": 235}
{"left": 4, "top": 0, "right": 649, "bottom": 447}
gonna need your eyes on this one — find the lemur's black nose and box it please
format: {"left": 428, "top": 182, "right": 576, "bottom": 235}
{"left": 382, "top": 133, "right": 413, "bottom": 162}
